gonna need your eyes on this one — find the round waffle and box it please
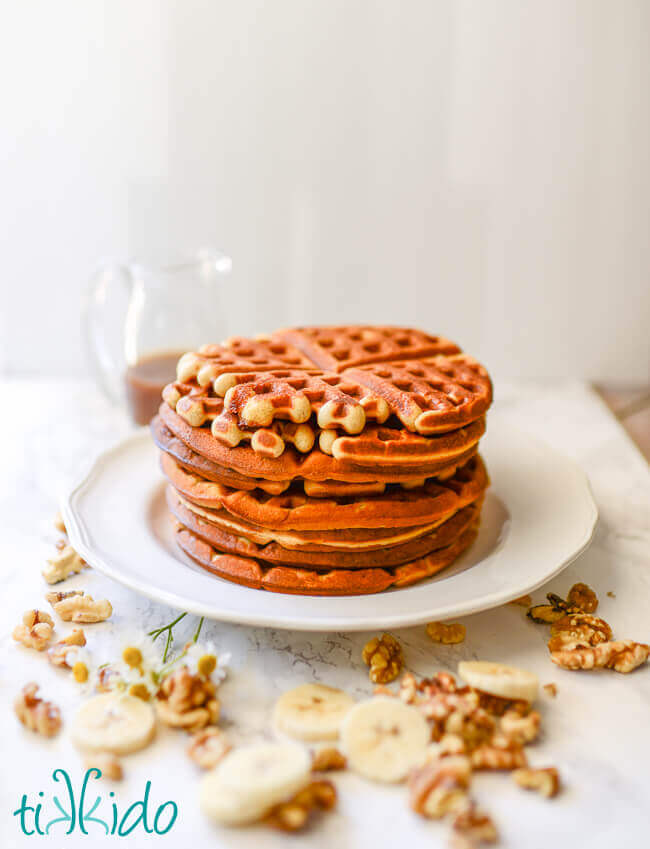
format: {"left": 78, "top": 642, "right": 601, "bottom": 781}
{"left": 159, "top": 403, "right": 484, "bottom": 481}
{"left": 152, "top": 325, "right": 491, "bottom": 596}
{"left": 152, "top": 415, "right": 464, "bottom": 496}
{"left": 152, "top": 416, "right": 292, "bottom": 494}
{"left": 171, "top": 488, "right": 449, "bottom": 551}
{"left": 175, "top": 522, "right": 479, "bottom": 595}
{"left": 160, "top": 451, "right": 488, "bottom": 530}
{"left": 273, "top": 325, "right": 462, "bottom": 371}
{"left": 167, "top": 487, "right": 480, "bottom": 569}
{"left": 164, "top": 327, "right": 491, "bottom": 459}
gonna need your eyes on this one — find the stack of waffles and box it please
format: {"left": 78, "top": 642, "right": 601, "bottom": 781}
{"left": 151, "top": 326, "right": 492, "bottom": 596}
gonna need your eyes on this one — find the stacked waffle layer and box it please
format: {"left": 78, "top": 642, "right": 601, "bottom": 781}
{"left": 151, "top": 326, "right": 492, "bottom": 595}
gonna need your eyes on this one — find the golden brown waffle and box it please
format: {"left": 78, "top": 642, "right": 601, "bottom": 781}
{"left": 160, "top": 452, "right": 488, "bottom": 530}
{"left": 171, "top": 488, "right": 447, "bottom": 551}
{"left": 273, "top": 326, "right": 461, "bottom": 371}
{"left": 152, "top": 416, "right": 292, "bottom": 493}
{"left": 162, "top": 326, "right": 491, "bottom": 458}
{"left": 344, "top": 355, "right": 492, "bottom": 434}
{"left": 176, "top": 338, "right": 317, "bottom": 384}
{"left": 175, "top": 522, "right": 479, "bottom": 595}
{"left": 152, "top": 416, "right": 464, "bottom": 496}
{"left": 152, "top": 325, "right": 492, "bottom": 597}
{"left": 158, "top": 404, "right": 483, "bottom": 481}
{"left": 168, "top": 487, "right": 480, "bottom": 569}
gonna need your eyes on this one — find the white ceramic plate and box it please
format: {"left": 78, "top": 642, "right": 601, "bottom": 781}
{"left": 61, "top": 416, "right": 597, "bottom": 631}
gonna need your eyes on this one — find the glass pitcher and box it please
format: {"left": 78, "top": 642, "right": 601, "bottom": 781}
{"left": 84, "top": 248, "right": 232, "bottom": 425}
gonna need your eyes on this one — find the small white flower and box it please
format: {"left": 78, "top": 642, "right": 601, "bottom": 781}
{"left": 115, "top": 629, "right": 163, "bottom": 696}
{"left": 70, "top": 648, "right": 97, "bottom": 694}
{"left": 184, "top": 641, "right": 230, "bottom": 684}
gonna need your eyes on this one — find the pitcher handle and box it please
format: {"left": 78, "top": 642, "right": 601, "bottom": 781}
{"left": 82, "top": 262, "right": 132, "bottom": 406}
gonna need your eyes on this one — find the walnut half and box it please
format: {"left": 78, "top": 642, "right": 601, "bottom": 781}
{"left": 156, "top": 666, "right": 220, "bottom": 733}
{"left": 187, "top": 727, "right": 231, "bottom": 769}
{"left": 361, "top": 633, "right": 404, "bottom": 684}
{"left": 426, "top": 621, "right": 466, "bottom": 645}
{"left": 47, "top": 629, "right": 87, "bottom": 667}
{"left": 547, "top": 613, "right": 612, "bottom": 651}
{"left": 311, "top": 747, "right": 347, "bottom": 772}
{"left": 48, "top": 591, "right": 112, "bottom": 623}
{"left": 409, "top": 757, "right": 472, "bottom": 819}
{"left": 13, "top": 610, "right": 55, "bottom": 650}
{"left": 499, "top": 709, "right": 541, "bottom": 745}
{"left": 14, "top": 683, "right": 62, "bottom": 737}
{"left": 470, "top": 734, "right": 527, "bottom": 771}
{"left": 551, "top": 640, "right": 649, "bottom": 673}
{"left": 452, "top": 804, "right": 498, "bottom": 845}
{"left": 513, "top": 766, "right": 560, "bottom": 798}
{"left": 551, "top": 640, "right": 650, "bottom": 673}
{"left": 265, "top": 780, "right": 336, "bottom": 832}
{"left": 567, "top": 582, "right": 598, "bottom": 613}
{"left": 42, "top": 545, "right": 85, "bottom": 584}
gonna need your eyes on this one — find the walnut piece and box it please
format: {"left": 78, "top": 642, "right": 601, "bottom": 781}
{"left": 361, "top": 633, "right": 404, "bottom": 684}
{"left": 398, "top": 671, "right": 418, "bottom": 703}
{"left": 265, "top": 780, "right": 336, "bottom": 831}
{"left": 49, "top": 591, "right": 112, "bottom": 623}
{"left": 47, "top": 629, "right": 86, "bottom": 667}
{"left": 46, "top": 589, "right": 82, "bottom": 604}
{"left": 42, "top": 545, "right": 85, "bottom": 584}
{"left": 156, "top": 666, "right": 220, "bottom": 732}
{"left": 85, "top": 752, "right": 123, "bottom": 780}
{"left": 499, "top": 709, "right": 541, "bottom": 745}
{"left": 543, "top": 682, "right": 558, "bottom": 697}
{"left": 398, "top": 669, "right": 461, "bottom": 706}
{"left": 452, "top": 804, "right": 498, "bottom": 844}
{"left": 14, "top": 683, "right": 62, "bottom": 737}
{"left": 474, "top": 690, "right": 529, "bottom": 718}
{"left": 437, "top": 734, "right": 468, "bottom": 756}
{"left": 311, "top": 747, "right": 347, "bottom": 772}
{"left": 426, "top": 621, "right": 466, "bottom": 645}
{"left": 444, "top": 706, "right": 495, "bottom": 750}
{"left": 409, "top": 757, "right": 472, "bottom": 819}
{"left": 23, "top": 609, "right": 55, "bottom": 627}
{"left": 547, "top": 613, "right": 612, "bottom": 651}
{"left": 13, "top": 610, "right": 55, "bottom": 650}
{"left": 54, "top": 511, "right": 67, "bottom": 534}
{"left": 513, "top": 766, "right": 560, "bottom": 798}
{"left": 551, "top": 640, "right": 650, "bottom": 673}
{"left": 470, "top": 734, "right": 527, "bottom": 771}
{"left": 187, "top": 727, "right": 231, "bottom": 768}
{"left": 567, "top": 582, "right": 598, "bottom": 613}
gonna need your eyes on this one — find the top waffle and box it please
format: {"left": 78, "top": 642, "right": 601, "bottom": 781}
{"left": 163, "top": 326, "right": 492, "bottom": 458}
{"left": 275, "top": 325, "right": 461, "bottom": 371}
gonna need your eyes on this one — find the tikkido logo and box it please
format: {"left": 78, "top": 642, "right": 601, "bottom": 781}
{"left": 13, "top": 768, "right": 178, "bottom": 837}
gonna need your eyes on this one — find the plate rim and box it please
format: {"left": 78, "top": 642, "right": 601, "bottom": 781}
{"left": 60, "top": 421, "right": 598, "bottom": 631}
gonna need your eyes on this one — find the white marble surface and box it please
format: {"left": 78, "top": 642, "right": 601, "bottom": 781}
{"left": 0, "top": 378, "right": 648, "bottom": 849}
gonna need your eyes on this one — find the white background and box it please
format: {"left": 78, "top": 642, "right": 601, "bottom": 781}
{"left": 1, "top": 0, "right": 648, "bottom": 382}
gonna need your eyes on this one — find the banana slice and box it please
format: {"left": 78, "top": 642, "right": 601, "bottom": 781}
{"left": 458, "top": 661, "right": 539, "bottom": 702}
{"left": 273, "top": 683, "right": 355, "bottom": 742}
{"left": 200, "top": 742, "right": 311, "bottom": 826}
{"left": 71, "top": 693, "right": 156, "bottom": 755}
{"left": 340, "top": 696, "right": 430, "bottom": 783}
